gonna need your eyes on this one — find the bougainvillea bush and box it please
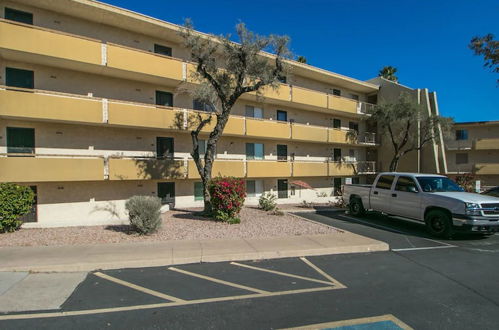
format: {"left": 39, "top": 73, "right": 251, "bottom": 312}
{"left": 209, "top": 177, "right": 246, "bottom": 224}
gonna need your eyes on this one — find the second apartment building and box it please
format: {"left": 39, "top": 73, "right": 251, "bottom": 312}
{"left": 0, "top": 0, "right": 379, "bottom": 227}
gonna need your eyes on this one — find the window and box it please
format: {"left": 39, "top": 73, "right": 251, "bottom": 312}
{"left": 277, "top": 75, "right": 287, "bottom": 83}
{"left": 154, "top": 44, "right": 172, "bottom": 57}
{"left": 333, "top": 148, "right": 342, "bottom": 162}
{"left": 156, "top": 137, "right": 174, "bottom": 159}
{"left": 455, "top": 129, "right": 468, "bottom": 141}
{"left": 375, "top": 175, "right": 395, "bottom": 190}
{"left": 277, "top": 144, "right": 287, "bottom": 161}
{"left": 198, "top": 140, "right": 207, "bottom": 154}
{"left": 246, "top": 143, "right": 264, "bottom": 160}
{"left": 193, "top": 99, "right": 215, "bottom": 112}
{"left": 333, "top": 177, "right": 342, "bottom": 196}
{"left": 5, "top": 7, "right": 33, "bottom": 24}
{"left": 395, "top": 176, "right": 418, "bottom": 193}
{"left": 455, "top": 153, "right": 468, "bottom": 165}
{"left": 332, "top": 119, "right": 341, "bottom": 129}
{"left": 332, "top": 89, "right": 341, "bottom": 96}
{"left": 156, "top": 91, "right": 173, "bottom": 107}
{"left": 245, "top": 106, "right": 263, "bottom": 118}
{"left": 6, "top": 67, "right": 34, "bottom": 89}
{"left": 290, "top": 185, "right": 296, "bottom": 196}
{"left": 349, "top": 121, "right": 359, "bottom": 132}
{"left": 352, "top": 177, "right": 360, "bottom": 185}
{"left": 276, "top": 110, "right": 287, "bottom": 122}
{"left": 7, "top": 127, "right": 35, "bottom": 155}
{"left": 350, "top": 94, "right": 359, "bottom": 101}
{"left": 246, "top": 180, "right": 256, "bottom": 197}
{"left": 194, "top": 182, "right": 204, "bottom": 201}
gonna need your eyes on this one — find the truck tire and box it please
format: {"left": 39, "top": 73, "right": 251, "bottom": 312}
{"left": 349, "top": 198, "right": 365, "bottom": 217}
{"left": 425, "top": 210, "right": 453, "bottom": 238}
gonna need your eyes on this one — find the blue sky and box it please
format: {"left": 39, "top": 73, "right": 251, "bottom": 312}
{"left": 105, "top": 0, "right": 498, "bottom": 122}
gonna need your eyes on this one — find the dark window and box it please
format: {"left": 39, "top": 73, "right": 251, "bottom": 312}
{"left": 395, "top": 176, "right": 419, "bottom": 193}
{"left": 7, "top": 127, "right": 35, "bottom": 154}
{"left": 6, "top": 67, "right": 34, "bottom": 89}
{"left": 333, "top": 177, "right": 342, "bottom": 196}
{"left": 277, "top": 179, "right": 288, "bottom": 199}
{"left": 276, "top": 110, "right": 287, "bottom": 122}
{"left": 194, "top": 182, "right": 203, "bottom": 201}
{"left": 333, "top": 119, "right": 341, "bottom": 129}
{"left": 154, "top": 44, "right": 172, "bottom": 57}
{"left": 455, "top": 129, "right": 468, "bottom": 141}
{"left": 333, "top": 148, "right": 342, "bottom": 162}
{"left": 350, "top": 94, "right": 359, "bottom": 101}
{"left": 375, "top": 175, "right": 395, "bottom": 190}
{"left": 246, "top": 143, "right": 264, "bottom": 160}
{"left": 156, "top": 137, "right": 174, "bottom": 159}
{"left": 246, "top": 180, "right": 256, "bottom": 197}
{"left": 352, "top": 177, "right": 360, "bottom": 185}
{"left": 156, "top": 91, "right": 173, "bottom": 107}
{"left": 277, "top": 75, "right": 287, "bottom": 83}
{"left": 277, "top": 144, "right": 287, "bottom": 161}
{"left": 349, "top": 121, "right": 359, "bottom": 132}
{"left": 158, "top": 182, "right": 175, "bottom": 206}
{"left": 5, "top": 7, "right": 33, "bottom": 24}
{"left": 455, "top": 153, "right": 468, "bottom": 165}
{"left": 332, "top": 89, "right": 341, "bottom": 96}
{"left": 193, "top": 99, "right": 215, "bottom": 112}
{"left": 198, "top": 140, "right": 207, "bottom": 154}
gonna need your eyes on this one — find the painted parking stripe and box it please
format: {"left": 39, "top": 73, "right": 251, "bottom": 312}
{"left": 230, "top": 262, "right": 335, "bottom": 286}
{"left": 168, "top": 267, "right": 270, "bottom": 294}
{"left": 279, "top": 314, "right": 413, "bottom": 330}
{"left": 300, "top": 257, "right": 347, "bottom": 289}
{"left": 94, "top": 272, "right": 185, "bottom": 302}
{"left": 392, "top": 245, "right": 456, "bottom": 252}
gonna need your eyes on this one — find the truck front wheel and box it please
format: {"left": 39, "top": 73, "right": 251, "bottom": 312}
{"left": 425, "top": 210, "right": 453, "bottom": 238}
{"left": 349, "top": 198, "right": 365, "bottom": 217}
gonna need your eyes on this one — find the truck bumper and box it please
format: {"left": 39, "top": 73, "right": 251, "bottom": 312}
{"left": 452, "top": 214, "right": 499, "bottom": 233}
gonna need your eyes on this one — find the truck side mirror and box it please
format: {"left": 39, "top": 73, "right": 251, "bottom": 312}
{"left": 408, "top": 186, "right": 418, "bottom": 193}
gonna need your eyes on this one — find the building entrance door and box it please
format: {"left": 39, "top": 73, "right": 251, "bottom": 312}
{"left": 277, "top": 179, "right": 288, "bottom": 199}
{"left": 158, "top": 182, "right": 175, "bottom": 207}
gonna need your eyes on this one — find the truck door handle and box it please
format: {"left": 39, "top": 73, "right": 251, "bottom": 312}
{"left": 392, "top": 193, "right": 397, "bottom": 197}
{"left": 373, "top": 191, "right": 378, "bottom": 195}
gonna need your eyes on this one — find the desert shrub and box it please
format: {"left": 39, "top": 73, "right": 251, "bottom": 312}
{"left": 316, "top": 191, "right": 328, "bottom": 197}
{"left": 332, "top": 196, "right": 346, "bottom": 208}
{"left": 300, "top": 200, "right": 315, "bottom": 208}
{"left": 454, "top": 173, "right": 476, "bottom": 192}
{"left": 209, "top": 177, "right": 246, "bottom": 224}
{"left": 125, "top": 196, "right": 162, "bottom": 234}
{"left": 0, "top": 183, "right": 35, "bottom": 233}
{"left": 258, "top": 193, "right": 277, "bottom": 211}
{"left": 270, "top": 208, "right": 284, "bottom": 216}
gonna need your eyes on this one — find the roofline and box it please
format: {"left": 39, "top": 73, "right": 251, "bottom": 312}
{"left": 454, "top": 120, "right": 499, "bottom": 127}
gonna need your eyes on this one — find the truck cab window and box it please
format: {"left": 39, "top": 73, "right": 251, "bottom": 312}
{"left": 375, "top": 175, "right": 394, "bottom": 190}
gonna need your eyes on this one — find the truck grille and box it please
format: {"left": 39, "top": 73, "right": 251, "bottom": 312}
{"left": 480, "top": 203, "right": 499, "bottom": 215}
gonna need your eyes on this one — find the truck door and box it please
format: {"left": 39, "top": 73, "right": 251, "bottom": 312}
{"left": 370, "top": 174, "right": 395, "bottom": 213}
{"left": 390, "top": 176, "right": 422, "bottom": 220}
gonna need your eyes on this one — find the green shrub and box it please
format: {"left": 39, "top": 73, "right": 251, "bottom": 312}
{"left": 0, "top": 183, "right": 35, "bottom": 233}
{"left": 258, "top": 193, "right": 277, "bottom": 211}
{"left": 209, "top": 177, "right": 246, "bottom": 224}
{"left": 125, "top": 196, "right": 162, "bottom": 234}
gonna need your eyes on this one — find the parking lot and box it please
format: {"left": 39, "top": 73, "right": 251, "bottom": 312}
{"left": 1, "top": 210, "right": 498, "bottom": 329}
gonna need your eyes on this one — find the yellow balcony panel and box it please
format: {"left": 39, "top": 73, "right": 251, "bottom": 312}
{"left": 247, "top": 161, "right": 291, "bottom": 178}
{"left": 0, "top": 21, "right": 101, "bottom": 65}
{"left": 108, "top": 102, "right": 182, "bottom": 130}
{"left": 244, "top": 84, "right": 291, "bottom": 103}
{"left": 292, "top": 87, "right": 328, "bottom": 109}
{"left": 293, "top": 162, "right": 328, "bottom": 177}
{"left": 224, "top": 116, "right": 245, "bottom": 136}
{"left": 184, "top": 111, "right": 216, "bottom": 133}
{"left": 328, "top": 162, "right": 356, "bottom": 176}
{"left": 328, "top": 95, "right": 358, "bottom": 114}
{"left": 0, "top": 89, "right": 102, "bottom": 124}
{"left": 474, "top": 139, "right": 499, "bottom": 150}
{"left": 475, "top": 163, "right": 499, "bottom": 175}
{"left": 292, "top": 124, "right": 328, "bottom": 142}
{"left": 109, "top": 158, "right": 185, "bottom": 180}
{"left": 246, "top": 119, "right": 290, "bottom": 139}
{"left": 107, "top": 44, "right": 183, "bottom": 81}
{"left": 0, "top": 157, "right": 103, "bottom": 182}
{"left": 187, "top": 160, "right": 245, "bottom": 179}
{"left": 328, "top": 129, "right": 352, "bottom": 144}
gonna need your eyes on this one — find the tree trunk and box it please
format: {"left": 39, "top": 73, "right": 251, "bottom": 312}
{"left": 389, "top": 155, "right": 400, "bottom": 172}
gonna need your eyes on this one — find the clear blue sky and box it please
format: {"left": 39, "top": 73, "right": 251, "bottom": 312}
{"left": 104, "top": 0, "right": 498, "bottom": 122}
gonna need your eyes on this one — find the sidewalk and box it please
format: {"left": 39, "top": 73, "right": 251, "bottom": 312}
{"left": 0, "top": 231, "right": 388, "bottom": 273}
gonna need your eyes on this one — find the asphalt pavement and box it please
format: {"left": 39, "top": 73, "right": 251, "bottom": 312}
{"left": 1, "top": 210, "right": 498, "bottom": 329}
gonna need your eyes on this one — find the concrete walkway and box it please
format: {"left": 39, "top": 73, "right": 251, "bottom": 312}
{"left": 0, "top": 231, "right": 388, "bottom": 273}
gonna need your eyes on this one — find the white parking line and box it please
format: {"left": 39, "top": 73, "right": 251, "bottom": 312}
{"left": 392, "top": 245, "right": 456, "bottom": 252}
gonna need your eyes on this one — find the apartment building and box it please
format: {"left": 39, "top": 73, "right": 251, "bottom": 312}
{"left": 446, "top": 121, "right": 499, "bottom": 188}
{"left": 0, "top": 0, "right": 379, "bottom": 227}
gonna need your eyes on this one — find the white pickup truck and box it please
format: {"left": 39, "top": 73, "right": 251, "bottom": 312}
{"left": 343, "top": 172, "right": 499, "bottom": 237}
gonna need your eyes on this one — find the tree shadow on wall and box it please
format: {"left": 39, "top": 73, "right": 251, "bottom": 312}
{"left": 133, "top": 158, "right": 185, "bottom": 180}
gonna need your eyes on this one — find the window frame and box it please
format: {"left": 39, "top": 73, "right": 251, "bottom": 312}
{"left": 155, "top": 90, "right": 173, "bottom": 107}
{"left": 395, "top": 176, "right": 419, "bottom": 193}
{"left": 5, "top": 7, "right": 33, "bottom": 25}
{"left": 375, "top": 175, "right": 395, "bottom": 190}
{"left": 154, "top": 44, "right": 172, "bottom": 57}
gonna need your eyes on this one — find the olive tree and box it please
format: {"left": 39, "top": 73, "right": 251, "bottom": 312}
{"left": 179, "top": 21, "right": 290, "bottom": 213}
{"left": 469, "top": 34, "right": 498, "bottom": 84}
{"left": 370, "top": 95, "right": 453, "bottom": 171}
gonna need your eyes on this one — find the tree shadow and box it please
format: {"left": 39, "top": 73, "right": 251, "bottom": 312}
{"left": 133, "top": 158, "right": 186, "bottom": 180}
{"left": 104, "top": 224, "right": 135, "bottom": 235}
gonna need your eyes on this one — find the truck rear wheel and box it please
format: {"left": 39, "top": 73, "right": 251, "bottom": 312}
{"left": 349, "top": 198, "right": 365, "bottom": 217}
{"left": 425, "top": 210, "right": 453, "bottom": 238}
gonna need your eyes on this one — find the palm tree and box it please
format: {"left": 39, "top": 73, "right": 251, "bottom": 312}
{"left": 297, "top": 56, "right": 307, "bottom": 64}
{"left": 378, "top": 66, "right": 398, "bottom": 82}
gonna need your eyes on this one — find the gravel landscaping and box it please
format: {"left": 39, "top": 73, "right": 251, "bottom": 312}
{"left": 0, "top": 207, "right": 338, "bottom": 247}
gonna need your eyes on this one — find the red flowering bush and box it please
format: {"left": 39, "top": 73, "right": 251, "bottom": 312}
{"left": 209, "top": 177, "right": 246, "bottom": 224}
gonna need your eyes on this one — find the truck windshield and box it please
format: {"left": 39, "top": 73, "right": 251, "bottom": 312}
{"left": 416, "top": 177, "right": 464, "bottom": 192}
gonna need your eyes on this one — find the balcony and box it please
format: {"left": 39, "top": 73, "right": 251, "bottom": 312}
{"left": 108, "top": 158, "right": 185, "bottom": 180}
{"left": 328, "top": 162, "right": 356, "bottom": 176}
{"left": 328, "top": 95, "right": 358, "bottom": 114}
{"left": 108, "top": 101, "right": 183, "bottom": 130}
{"left": 292, "top": 124, "right": 328, "bottom": 143}
{"left": 329, "top": 129, "right": 350, "bottom": 144}
{"left": 224, "top": 116, "right": 246, "bottom": 136}
{"left": 0, "top": 87, "right": 103, "bottom": 124}
{"left": 475, "top": 163, "right": 499, "bottom": 175}
{"left": 0, "top": 20, "right": 101, "bottom": 67}
{"left": 474, "top": 139, "right": 499, "bottom": 150}
{"left": 292, "top": 86, "right": 328, "bottom": 109}
{"left": 292, "top": 162, "right": 328, "bottom": 177}
{"left": 247, "top": 161, "right": 292, "bottom": 178}
{"left": 106, "top": 44, "right": 184, "bottom": 83}
{"left": 0, "top": 156, "right": 104, "bottom": 182}
{"left": 246, "top": 118, "right": 291, "bottom": 139}
{"left": 187, "top": 160, "right": 245, "bottom": 179}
